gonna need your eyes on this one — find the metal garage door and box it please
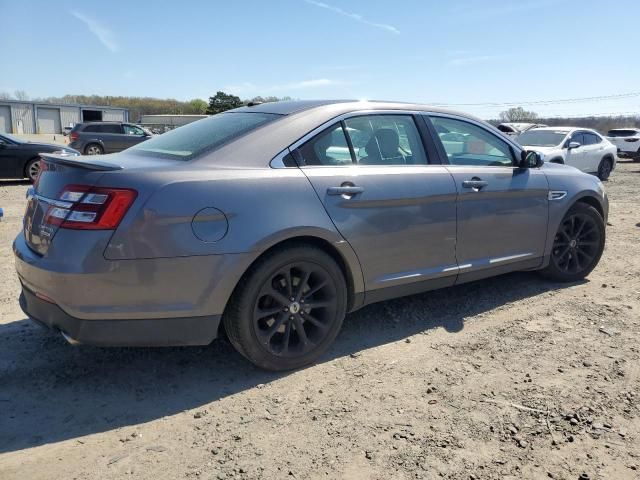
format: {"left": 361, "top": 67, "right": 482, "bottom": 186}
{"left": 37, "top": 107, "right": 61, "bottom": 134}
{"left": 0, "top": 106, "right": 10, "bottom": 133}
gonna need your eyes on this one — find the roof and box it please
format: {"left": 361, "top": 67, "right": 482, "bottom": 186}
{"left": 231, "top": 99, "right": 478, "bottom": 120}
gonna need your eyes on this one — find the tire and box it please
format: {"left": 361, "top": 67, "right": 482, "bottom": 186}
{"left": 597, "top": 157, "right": 613, "bottom": 181}
{"left": 223, "top": 245, "right": 347, "bottom": 371}
{"left": 25, "top": 157, "right": 41, "bottom": 182}
{"left": 84, "top": 143, "right": 103, "bottom": 155}
{"left": 540, "top": 202, "right": 605, "bottom": 282}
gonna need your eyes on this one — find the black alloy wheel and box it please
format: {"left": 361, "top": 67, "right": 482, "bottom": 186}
{"left": 542, "top": 202, "right": 605, "bottom": 282}
{"left": 223, "top": 245, "right": 347, "bottom": 371}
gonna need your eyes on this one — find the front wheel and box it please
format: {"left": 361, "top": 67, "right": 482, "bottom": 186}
{"left": 223, "top": 245, "right": 347, "bottom": 371}
{"left": 540, "top": 202, "right": 605, "bottom": 282}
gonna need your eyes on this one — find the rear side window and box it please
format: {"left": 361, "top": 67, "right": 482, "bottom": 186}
{"left": 83, "top": 124, "right": 122, "bottom": 134}
{"left": 130, "top": 112, "right": 279, "bottom": 159}
{"left": 583, "top": 133, "right": 601, "bottom": 145}
{"left": 296, "top": 125, "right": 352, "bottom": 166}
{"left": 430, "top": 116, "right": 515, "bottom": 167}
{"left": 343, "top": 115, "right": 428, "bottom": 165}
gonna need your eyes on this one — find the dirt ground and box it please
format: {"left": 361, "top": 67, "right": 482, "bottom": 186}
{"left": 0, "top": 162, "right": 638, "bottom": 480}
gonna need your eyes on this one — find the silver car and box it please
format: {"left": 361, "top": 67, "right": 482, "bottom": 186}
{"left": 14, "top": 100, "right": 608, "bottom": 370}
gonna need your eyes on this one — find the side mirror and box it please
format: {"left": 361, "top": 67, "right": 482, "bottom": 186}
{"left": 568, "top": 141, "right": 581, "bottom": 150}
{"left": 520, "top": 150, "right": 543, "bottom": 169}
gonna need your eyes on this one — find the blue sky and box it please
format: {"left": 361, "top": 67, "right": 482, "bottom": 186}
{"left": 2, "top": 0, "right": 638, "bottom": 118}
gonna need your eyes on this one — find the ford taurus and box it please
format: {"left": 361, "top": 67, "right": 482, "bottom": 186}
{"left": 14, "top": 100, "right": 608, "bottom": 370}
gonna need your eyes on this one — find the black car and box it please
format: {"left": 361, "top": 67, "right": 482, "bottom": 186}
{"left": 0, "top": 133, "right": 79, "bottom": 182}
{"left": 68, "top": 122, "right": 152, "bottom": 155}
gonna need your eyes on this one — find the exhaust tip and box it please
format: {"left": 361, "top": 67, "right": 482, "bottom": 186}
{"left": 60, "top": 330, "right": 81, "bottom": 345}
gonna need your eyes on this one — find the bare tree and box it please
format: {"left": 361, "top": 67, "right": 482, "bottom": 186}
{"left": 14, "top": 90, "right": 29, "bottom": 101}
{"left": 499, "top": 107, "right": 539, "bottom": 122}
{"left": 0, "top": 91, "right": 11, "bottom": 100}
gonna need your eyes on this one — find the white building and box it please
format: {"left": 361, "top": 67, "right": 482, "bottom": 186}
{"left": 0, "top": 100, "right": 129, "bottom": 134}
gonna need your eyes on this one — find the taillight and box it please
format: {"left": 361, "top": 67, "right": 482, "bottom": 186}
{"left": 44, "top": 185, "right": 137, "bottom": 230}
{"left": 69, "top": 132, "right": 79, "bottom": 142}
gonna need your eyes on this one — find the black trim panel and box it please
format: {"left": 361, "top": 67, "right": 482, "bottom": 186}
{"left": 19, "top": 287, "right": 221, "bottom": 347}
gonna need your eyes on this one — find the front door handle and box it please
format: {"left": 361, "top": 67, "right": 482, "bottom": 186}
{"left": 327, "top": 185, "right": 364, "bottom": 196}
{"left": 462, "top": 178, "right": 488, "bottom": 190}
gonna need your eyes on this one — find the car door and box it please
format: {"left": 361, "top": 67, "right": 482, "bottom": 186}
{"left": 0, "top": 136, "right": 26, "bottom": 177}
{"left": 292, "top": 113, "right": 459, "bottom": 301}
{"left": 565, "top": 131, "right": 587, "bottom": 170}
{"left": 427, "top": 114, "right": 549, "bottom": 282}
{"left": 582, "top": 132, "right": 605, "bottom": 173}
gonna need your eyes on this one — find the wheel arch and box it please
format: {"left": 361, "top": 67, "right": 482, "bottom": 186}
{"left": 573, "top": 193, "right": 605, "bottom": 219}
{"left": 238, "top": 235, "right": 363, "bottom": 314}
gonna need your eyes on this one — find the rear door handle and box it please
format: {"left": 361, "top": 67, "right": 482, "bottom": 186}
{"left": 327, "top": 185, "right": 364, "bottom": 196}
{"left": 462, "top": 179, "right": 488, "bottom": 190}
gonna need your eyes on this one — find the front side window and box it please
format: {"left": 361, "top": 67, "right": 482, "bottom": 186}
{"left": 570, "top": 132, "right": 584, "bottom": 146}
{"left": 343, "top": 115, "right": 428, "bottom": 165}
{"left": 430, "top": 116, "right": 515, "bottom": 167}
{"left": 124, "top": 124, "right": 145, "bottom": 136}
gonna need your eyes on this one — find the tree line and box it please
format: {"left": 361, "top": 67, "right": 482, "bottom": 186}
{"left": 0, "top": 90, "right": 290, "bottom": 122}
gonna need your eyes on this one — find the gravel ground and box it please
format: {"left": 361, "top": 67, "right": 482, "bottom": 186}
{"left": 0, "top": 162, "right": 638, "bottom": 480}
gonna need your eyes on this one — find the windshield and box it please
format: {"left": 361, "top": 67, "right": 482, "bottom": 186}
{"left": 0, "top": 133, "right": 25, "bottom": 144}
{"left": 130, "top": 112, "right": 280, "bottom": 159}
{"left": 607, "top": 129, "right": 638, "bottom": 137}
{"left": 517, "top": 130, "right": 567, "bottom": 147}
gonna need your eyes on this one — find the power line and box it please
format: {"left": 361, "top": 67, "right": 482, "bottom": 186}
{"left": 430, "top": 91, "right": 640, "bottom": 107}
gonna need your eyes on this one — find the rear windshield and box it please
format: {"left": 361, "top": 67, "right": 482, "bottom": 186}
{"left": 129, "top": 112, "right": 280, "bottom": 159}
{"left": 516, "top": 130, "right": 567, "bottom": 147}
{"left": 607, "top": 129, "right": 638, "bottom": 137}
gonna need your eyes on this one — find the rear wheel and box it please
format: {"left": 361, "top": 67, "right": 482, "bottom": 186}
{"left": 84, "top": 143, "right": 103, "bottom": 155}
{"left": 540, "top": 202, "right": 605, "bottom": 282}
{"left": 25, "top": 157, "right": 41, "bottom": 182}
{"left": 223, "top": 245, "right": 347, "bottom": 371}
{"left": 597, "top": 157, "right": 612, "bottom": 181}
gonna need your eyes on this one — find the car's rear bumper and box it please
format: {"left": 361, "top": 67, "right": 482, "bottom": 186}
{"left": 20, "top": 286, "right": 221, "bottom": 346}
{"left": 13, "top": 229, "right": 255, "bottom": 347}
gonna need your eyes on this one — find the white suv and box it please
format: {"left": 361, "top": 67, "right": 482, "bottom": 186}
{"left": 606, "top": 128, "right": 640, "bottom": 161}
{"left": 517, "top": 127, "right": 617, "bottom": 180}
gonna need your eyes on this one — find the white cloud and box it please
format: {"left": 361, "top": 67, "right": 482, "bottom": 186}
{"left": 303, "top": 0, "right": 399, "bottom": 35}
{"left": 70, "top": 11, "right": 118, "bottom": 52}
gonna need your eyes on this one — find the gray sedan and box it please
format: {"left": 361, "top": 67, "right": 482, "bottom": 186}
{"left": 14, "top": 100, "right": 608, "bottom": 370}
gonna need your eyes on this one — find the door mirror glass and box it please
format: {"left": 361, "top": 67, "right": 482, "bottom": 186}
{"left": 568, "top": 141, "right": 581, "bottom": 149}
{"left": 520, "top": 150, "right": 543, "bottom": 168}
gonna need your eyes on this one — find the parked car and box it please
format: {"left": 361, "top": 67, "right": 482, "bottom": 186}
{"left": 15, "top": 100, "right": 608, "bottom": 371}
{"left": 517, "top": 127, "right": 617, "bottom": 180}
{"left": 497, "top": 122, "right": 547, "bottom": 136}
{"left": 68, "top": 122, "right": 152, "bottom": 155}
{"left": 0, "top": 132, "right": 79, "bottom": 181}
{"left": 605, "top": 128, "right": 640, "bottom": 160}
